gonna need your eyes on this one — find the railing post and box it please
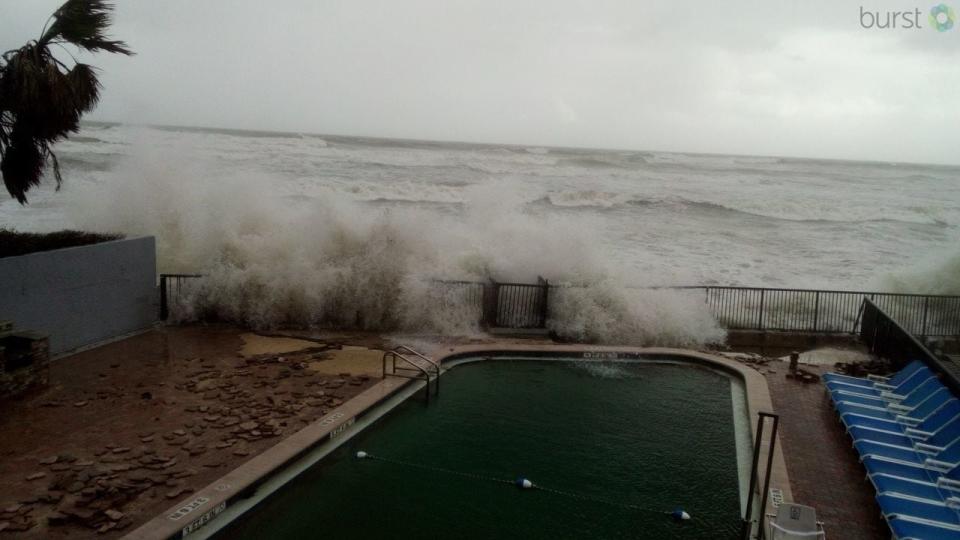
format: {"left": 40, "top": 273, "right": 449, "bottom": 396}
{"left": 757, "top": 289, "right": 765, "bottom": 331}
{"left": 813, "top": 291, "right": 820, "bottom": 332}
{"left": 159, "top": 275, "right": 168, "bottom": 321}
{"left": 481, "top": 279, "right": 499, "bottom": 328}
{"left": 741, "top": 414, "right": 765, "bottom": 540}
{"left": 921, "top": 296, "right": 929, "bottom": 338}
{"left": 742, "top": 412, "right": 779, "bottom": 540}
{"left": 538, "top": 277, "right": 550, "bottom": 328}
{"left": 758, "top": 413, "right": 779, "bottom": 540}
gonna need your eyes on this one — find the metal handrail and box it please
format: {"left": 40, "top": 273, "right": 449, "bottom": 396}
{"left": 381, "top": 348, "right": 439, "bottom": 403}
{"left": 394, "top": 345, "right": 441, "bottom": 395}
{"left": 860, "top": 298, "right": 960, "bottom": 397}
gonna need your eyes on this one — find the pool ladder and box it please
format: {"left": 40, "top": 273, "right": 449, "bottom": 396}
{"left": 382, "top": 345, "right": 441, "bottom": 403}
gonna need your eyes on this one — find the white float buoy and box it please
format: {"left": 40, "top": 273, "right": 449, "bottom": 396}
{"left": 515, "top": 477, "right": 534, "bottom": 489}
{"left": 671, "top": 508, "right": 691, "bottom": 521}
{"left": 356, "top": 451, "right": 368, "bottom": 459}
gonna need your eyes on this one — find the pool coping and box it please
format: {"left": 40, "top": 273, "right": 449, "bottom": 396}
{"left": 123, "top": 345, "right": 790, "bottom": 540}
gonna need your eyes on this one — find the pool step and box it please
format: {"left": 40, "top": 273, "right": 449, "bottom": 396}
{"left": 381, "top": 346, "right": 441, "bottom": 403}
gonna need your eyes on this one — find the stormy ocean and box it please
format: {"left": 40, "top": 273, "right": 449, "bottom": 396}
{"left": 1, "top": 123, "right": 957, "bottom": 342}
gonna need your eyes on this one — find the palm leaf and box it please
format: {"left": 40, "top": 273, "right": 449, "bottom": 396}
{"left": 0, "top": 0, "right": 130, "bottom": 203}
{"left": 41, "top": 0, "right": 133, "bottom": 56}
{"left": 67, "top": 63, "right": 101, "bottom": 113}
{"left": 1, "top": 132, "right": 46, "bottom": 204}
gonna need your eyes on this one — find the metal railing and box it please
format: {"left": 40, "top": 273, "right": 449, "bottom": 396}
{"left": 679, "top": 286, "right": 960, "bottom": 336}
{"left": 441, "top": 277, "right": 550, "bottom": 329}
{"left": 859, "top": 298, "right": 960, "bottom": 396}
{"left": 158, "top": 273, "right": 960, "bottom": 337}
{"left": 382, "top": 346, "right": 440, "bottom": 403}
{"left": 741, "top": 412, "right": 780, "bottom": 540}
{"left": 158, "top": 274, "right": 203, "bottom": 320}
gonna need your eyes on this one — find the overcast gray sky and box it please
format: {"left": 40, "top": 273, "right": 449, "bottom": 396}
{"left": 3, "top": 0, "right": 959, "bottom": 164}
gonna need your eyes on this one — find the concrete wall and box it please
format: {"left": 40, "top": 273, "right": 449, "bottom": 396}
{"left": 0, "top": 236, "right": 156, "bottom": 355}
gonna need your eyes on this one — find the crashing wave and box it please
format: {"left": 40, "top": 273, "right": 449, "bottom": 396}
{"left": 66, "top": 147, "right": 725, "bottom": 348}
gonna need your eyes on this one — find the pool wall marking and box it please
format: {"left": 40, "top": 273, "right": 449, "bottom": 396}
{"left": 122, "top": 345, "right": 790, "bottom": 540}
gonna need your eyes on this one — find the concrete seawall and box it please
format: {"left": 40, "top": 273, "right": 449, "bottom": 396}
{"left": 0, "top": 236, "right": 157, "bottom": 355}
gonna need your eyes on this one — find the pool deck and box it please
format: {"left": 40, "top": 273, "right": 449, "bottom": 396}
{"left": 0, "top": 326, "right": 888, "bottom": 539}
{"left": 762, "top": 361, "right": 888, "bottom": 539}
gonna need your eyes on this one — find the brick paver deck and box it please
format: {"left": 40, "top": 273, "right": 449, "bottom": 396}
{"left": 763, "top": 363, "right": 888, "bottom": 539}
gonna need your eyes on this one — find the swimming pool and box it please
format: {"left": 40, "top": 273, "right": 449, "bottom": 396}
{"left": 217, "top": 356, "right": 751, "bottom": 539}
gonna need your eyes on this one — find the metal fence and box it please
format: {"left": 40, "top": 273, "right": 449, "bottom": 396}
{"left": 158, "top": 273, "right": 960, "bottom": 337}
{"left": 158, "top": 274, "right": 203, "bottom": 320}
{"left": 860, "top": 298, "right": 960, "bottom": 396}
{"left": 440, "top": 277, "right": 550, "bottom": 329}
{"left": 681, "top": 286, "right": 960, "bottom": 336}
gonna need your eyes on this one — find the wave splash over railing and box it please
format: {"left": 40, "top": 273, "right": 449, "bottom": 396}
{"left": 161, "top": 275, "right": 960, "bottom": 339}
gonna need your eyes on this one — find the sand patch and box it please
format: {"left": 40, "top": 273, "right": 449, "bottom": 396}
{"left": 308, "top": 346, "right": 383, "bottom": 377}
{"left": 239, "top": 333, "right": 318, "bottom": 357}
{"left": 778, "top": 347, "right": 872, "bottom": 366}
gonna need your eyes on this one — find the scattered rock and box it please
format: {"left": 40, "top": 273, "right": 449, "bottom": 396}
{"left": 165, "top": 487, "right": 190, "bottom": 499}
{"left": 25, "top": 472, "right": 46, "bottom": 481}
{"left": 104, "top": 509, "right": 124, "bottom": 521}
{"left": 74, "top": 401, "right": 88, "bottom": 407}
{"left": 66, "top": 481, "right": 85, "bottom": 494}
{"left": 5, "top": 516, "right": 35, "bottom": 532}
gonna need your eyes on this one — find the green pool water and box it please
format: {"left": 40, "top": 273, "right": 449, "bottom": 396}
{"left": 221, "top": 359, "right": 746, "bottom": 539}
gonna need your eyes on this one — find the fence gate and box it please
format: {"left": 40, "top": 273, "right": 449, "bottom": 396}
{"left": 493, "top": 277, "right": 550, "bottom": 328}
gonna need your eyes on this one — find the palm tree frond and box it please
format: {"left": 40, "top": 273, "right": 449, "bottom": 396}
{"left": 41, "top": 0, "right": 133, "bottom": 56}
{"left": 1, "top": 132, "right": 46, "bottom": 204}
{"left": 1, "top": 0, "right": 130, "bottom": 204}
{"left": 67, "top": 63, "right": 101, "bottom": 113}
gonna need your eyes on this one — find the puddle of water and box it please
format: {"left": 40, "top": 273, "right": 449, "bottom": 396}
{"left": 308, "top": 348, "right": 383, "bottom": 376}
{"left": 238, "top": 333, "right": 319, "bottom": 357}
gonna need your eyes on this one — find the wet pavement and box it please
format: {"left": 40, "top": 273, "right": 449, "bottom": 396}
{"left": 0, "top": 326, "right": 380, "bottom": 538}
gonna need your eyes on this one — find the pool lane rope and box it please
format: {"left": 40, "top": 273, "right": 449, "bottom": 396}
{"left": 355, "top": 451, "right": 691, "bottom": 522}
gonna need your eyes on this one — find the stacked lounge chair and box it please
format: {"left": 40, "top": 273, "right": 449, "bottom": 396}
{"left": 826, "top": 361, "right": 960, "bottom": 539}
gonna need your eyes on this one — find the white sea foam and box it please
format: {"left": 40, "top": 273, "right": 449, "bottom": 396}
{"left": 65, "top": 142, "right": 724, "bottom": 346}
{"left": 2, "top": 123, "right": 957, "bottom": 335}
{"left": 572, "top": 361, "right": 635, "bottom": 379}
{"left": 876, "top": 250, "right": 960, "bottom": 295}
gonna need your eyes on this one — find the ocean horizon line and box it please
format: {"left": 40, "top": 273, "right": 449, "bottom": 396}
{"left": 77, "top": 119, "right": 960, "bottom": 170}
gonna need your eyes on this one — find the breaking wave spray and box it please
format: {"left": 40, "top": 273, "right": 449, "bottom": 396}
{"left": 67, "top": 142, "right": 725, "bottom": 347}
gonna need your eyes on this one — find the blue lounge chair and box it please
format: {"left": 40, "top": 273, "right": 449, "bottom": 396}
{"left": 843, "top": 390, "right": 955, "bottom": 433}
{"left": 825, "top": 360, "right": 927, "bottom": 391}
{"left": 862, "top": 440, "right": 960, "bottom": 482}
{"left": 877, "top": 493, "right": 960, "bottom": 529}
{"left": 848, "top": 401, "right": 960, "bottom": 447}
{"left": 833, "top": 378, "right": 945, "bottom": 411}
{"left": 838, "top": 386, "right": 950, "bottom": 427}
{"left": 872, "top": 469, "right": 960, "bottom": 502}
{"left": 828, "top": 363, "right": 933, "bottom": 400}
{"left": 887, "top": 517, "right": 960, "bottom": 540}
{"left": 856, "top": 431, "right": 960, "bottom": 464}
{"left": 831, "top": 372, "right": 935, "bottom": 403}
